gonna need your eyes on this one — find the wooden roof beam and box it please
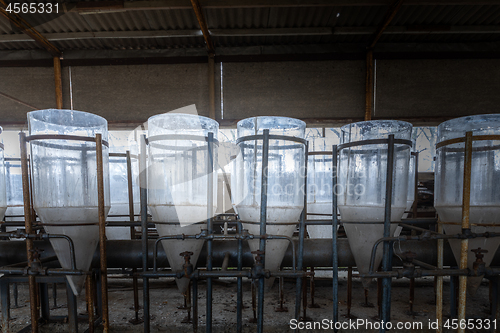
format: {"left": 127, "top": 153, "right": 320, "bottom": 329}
{"left": 190, "top": 0, "right": 214, "bottom": 55}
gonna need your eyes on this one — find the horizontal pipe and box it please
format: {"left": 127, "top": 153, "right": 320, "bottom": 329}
{"left": 0, "top": 238, "right": 470, "bottom": 270}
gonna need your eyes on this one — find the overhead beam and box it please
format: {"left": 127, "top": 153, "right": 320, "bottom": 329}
{"left": 190, "top": 0, "right": 214, "bottom": 54}
{"left": 1, "top": 26, "right": 499, "bottom": 43}
{"left": 0, "top": 0, "right": 61, "bottom": 56}
{"left": 368, "top": 0, "right": 404, "bottom": 49}
{"left": 69, "top": 0, "right": 500, "bottom": 12}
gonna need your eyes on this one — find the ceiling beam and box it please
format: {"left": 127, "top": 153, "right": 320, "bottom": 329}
{"left": 69, "top": 0, "right": 500, "bottom": 12}
{"left": 190, "top": 0, "right": 214, "bottom": 54}
{"left": 1, "top": 26, "right": 499, "bottom": 43}
{"left": 368, "top": 0, "right": 404, "bottom": 49}
{"left": 0, "top": 0, "right": 61, "bottom": 56}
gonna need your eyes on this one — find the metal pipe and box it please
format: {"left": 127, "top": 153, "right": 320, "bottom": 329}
{"left": 206, "top": 131, "right": 214, "bottom": 333}
{"left": 86, "top": 275, "right": 95, "bottom": 333}
{"left": 53, "top": 56, "right": 63, "bottom": 109}
{"left": 295, "top": 141, "right": 308, "bottom": 320}
{"left": 236, "top": 222, "right": 243, "bottom": 333}
{"left": 332, "top": 144, "right": 339, "bottom": 331}
{"left": 95, "top": 133, "right": 109, "bottom": 333}
{"left": 436, "top": 219, "right": 443, "bottom": 333}
{"left": 381, "top": 134, "right": 395, "bottom": 328}
{"left": 139, "top": 134, "right": 150, "bottom": 333}
{"left": 458, "top": 131, "right": 473, "bottom": 333}
{"left": 20, "top": 132, "right": 38, "bottom": 333}
{"left": 257, "top": 129, "right": 270, "bottom": 333}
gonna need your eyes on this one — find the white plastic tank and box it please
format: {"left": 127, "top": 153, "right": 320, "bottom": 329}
{"left": 147, "top": 113, "right": 218, "bottom": 294}
{"left": 307, "top": 137, "right": 334, "bottom": 239}
{"left": 339, "top": 120, "right": 412, "bottom": 287}
{"left": 233, "top": 116, "right": 306, "bottom": 289}
{"left": 28, "top": 109, "right": 111, "bottom": 295}
{"left": 435, "top": 114, "right": 500, "bottom": 294}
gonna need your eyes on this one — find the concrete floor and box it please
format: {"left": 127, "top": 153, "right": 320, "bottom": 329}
{"left": 2, "top": 272, "right": 494, "bottom": 333}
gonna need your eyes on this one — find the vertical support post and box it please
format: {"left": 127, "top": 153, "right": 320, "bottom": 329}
{"left": 295, "top": 141, "right": 308, "bottom": 320}
{"left": 139, "top": 135, "right": 150, "bottom": 333}
{"left": 206, "top": 132, "right": 214, "bottom": 333}
{"left": 1, "top": 279, "right": 10, "bottom": 333}
{"left": 208, "top": 54, "right": 216, "bottom": 120}
{"left": 236, "top": 221, "right": 243, "bottom": 333}
{"left": 95, "top": 133, "right": 109, "bottom": 333}
{"left": 364, "top": 50, "right": 374, "bottom": 121}
{"left": 380, "top": 134, "right": 395, "bottom": 331}
{"left": 257, "top": 129, "right": 270, "bottom": 333}
{"left": 332, "top": 145, "right": 339, "bottom": 332}
{"left": 412, "top": 151, "right": 419, "bottom": 218}
{"left": 192, "top": 278, "right": 198, "bottom": 333}
{"left": 86, "top": 275, "right": 95, "bottom": 333}
{"left": 436, "top": 219, "right": 443, "bottom": 333}
{"left": 20, "top": 132, "right": 39, "bottom": 333}
{"left": 53, "top": 56, "right": 63, "bottom": 109}
{"left": 458, "top": 131, "right": 473, "bottom": 333}
{"left": 66, "top": 281, "right": 78, "bottom": 333}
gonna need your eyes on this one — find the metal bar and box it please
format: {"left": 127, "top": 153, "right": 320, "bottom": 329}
{"left": 95, "top": 133, "right": 109, "bottom": 333}
{"left": 86, "top": 275, "right": 95, "bottom": 333}
{"left": 332, "top": 144, "right": 339, "bottom": 331}
{"left": 0, "top": 91, "right": 38, "bottom": 110}
{"left": 381, "top": 134, "right": 395, "bottom": 331}
{"left": 436, "top": 220, "right": 443, "bottom": 333}
{"left": 66, "top": 281, "right": 78, "bottom": 333}
{"left": 192, "top": 279, "right": 198, "bottom": 333}
{"left": 190, "top": 0, "right": 214, "bottom": 54}
{"left": 257, "top": 129, "right": 269, "bottom": 333}
{"left": 364, "top": 50, "right": 374, "bottom": 121}
{"left": 236, "top": 221, "right": 243, "bottom": 333}
{"left": 368, "top": 0, "right": 404, "bottom": 49}
{"left": 140, "top": 135, "right": 150, "bottom": 333}
{"left": 1, "top": 279, "right": 10, "bottom": 333}
{"left": 206, "top": 132, "right": 214, "bottom": 333}
{"left": 458, "top": 131, "right": 473, "bottom": 333}
{"left": 53, "top": 57, "right": 63, "bottom": 109}
{"left": 20, "top": 132, "right": 39, "bottom": 333}
{"left": 208, "top": 54, "right": 216, "bottom": 119}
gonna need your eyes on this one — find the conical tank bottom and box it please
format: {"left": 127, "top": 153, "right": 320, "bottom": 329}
{"left": 36, "top": 206, "right": 109, "bottom": 296}
{"left": 238, "top": 205, "right": 303, "bottom": 290}
{"left": 340, "top": 206, "right": 404, "bottom": 289}
{"left": 150, "top": 205, "right": 208, "bottom": 294}
{"left": 438, "top": 206, "right": 500, "bottom": 295}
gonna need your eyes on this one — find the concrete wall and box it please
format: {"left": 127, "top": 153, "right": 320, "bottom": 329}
{"left": 0, "top": 59, "right": 499, "bottom": 127}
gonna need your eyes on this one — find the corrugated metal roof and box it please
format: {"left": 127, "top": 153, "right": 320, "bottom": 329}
{"left": 0, "top": 4, "right": 499, "bottom": 52}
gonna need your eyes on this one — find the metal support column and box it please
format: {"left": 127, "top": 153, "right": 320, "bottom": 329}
{"left": 332, "top": 145, "right": 339, "bottom": 332}
{"left": 140, "top": 135, "right": 150, "bottom": 333}
{"left": 380, "top": 134, "right": 395, "bottom": 331}
{"left": 206, "top": 132, "right": 215, "bottom": 333}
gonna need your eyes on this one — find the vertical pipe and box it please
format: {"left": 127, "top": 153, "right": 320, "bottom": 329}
{"left": 332, "top": 145, "right": 339, "bottom": 332}
{"left": 208, "top": 54, "right": 216, "bottom": 120}
{"left": 412, "top": 151, "right": 419, "bottom": 218}
{"left": 140, "top": 135, "right": 150, "bottom": 333}
{"left": 86, "top": 275, "right": 95, "bottom": 333}
{"left": 364, "top": 50, "right": 374, "bottom": 121}
{"left": 20, "top": 132, "right": 38, "bottom": 333}
{"left": 53, "top": 56, "right": 63, "bottom": 109}
{"left": 236, "top": 221, "right": 243, "bottom": 333}
{"left": 206, "top": 132, "right": 214, "bottom": 333}
{"left": 39, "top": 284, "right": 50, "bottom": 321}
{"left": 1, "top": 279, "right": 9, "bottom": 333}
{"left": 436, "top": 220, "right": 443, "bottom": 333}
{"left": 295, "top": 142, "right": 308, "bottom": 320}
{"left": 458, "top": 131, "right": 473, "bottom": 333}
{"left": 95, "top": 133, "right": 109, "bottom": 333}
{"left": 66, "top": 282, "right": 78, "bottom": 333}
{"left": 126, "top": 151, "right": 141, "bottom": 323}
{"left": 380, "top": 134, "right": 395, "bottom": 331}
{"left": 257, "top": 129, "right": 270, "bottom": 333}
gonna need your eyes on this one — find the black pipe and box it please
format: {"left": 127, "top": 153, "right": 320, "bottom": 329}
{"left": 0, "top": 238, "right": 474, "bottom": 269}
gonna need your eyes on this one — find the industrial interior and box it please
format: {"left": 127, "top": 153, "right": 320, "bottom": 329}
{"left": 0, "top": 0, "right": 500, "bottom": 332}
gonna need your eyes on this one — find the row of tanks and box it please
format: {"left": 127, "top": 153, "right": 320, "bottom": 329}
{"left": 0, "top": 109, "right": 498, "bottom": 297}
